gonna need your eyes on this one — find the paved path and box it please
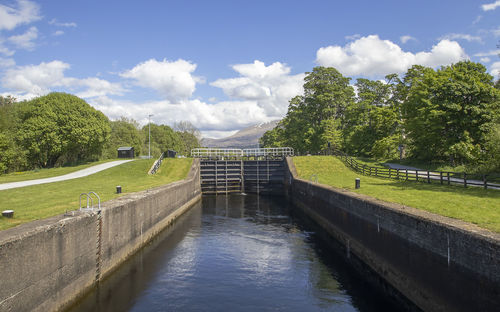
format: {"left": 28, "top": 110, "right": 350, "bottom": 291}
{"left": 0, "top": 160, "right": 135, "bottom": 191}
{"left": 384, "top": 163, "right": 422, "bottom": 171}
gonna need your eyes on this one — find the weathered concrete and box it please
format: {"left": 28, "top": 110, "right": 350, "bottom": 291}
{"left": 285, "top": 157, "right": 500, "bottom": 312}
{"left": 0, "top": 159, "right": 201, "bottom": 312}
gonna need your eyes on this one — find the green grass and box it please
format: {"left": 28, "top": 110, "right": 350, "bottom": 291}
{"left": 0, "top": 159, "right": 119, "bottom": 183}
{"left": 294, "top": 156, "right": 500, "bottom": 233}
{"left": 0, "top": 158, "right": 192, "bottom": 231}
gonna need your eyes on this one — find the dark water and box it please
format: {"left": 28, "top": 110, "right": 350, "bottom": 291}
{"left": 69, "top": 194, "right": 401, "bottom": 312}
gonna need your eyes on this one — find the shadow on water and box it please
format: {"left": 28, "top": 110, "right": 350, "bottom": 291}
{"left": 68, "top": 194, "right": 404, "bottom": 312}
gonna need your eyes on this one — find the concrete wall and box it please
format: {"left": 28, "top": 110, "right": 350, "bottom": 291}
{"left": 0, "top": 159, "right": 201, "bottom": 312}
{"left": 285, "top": 157, "right": 500, "bottom": 312}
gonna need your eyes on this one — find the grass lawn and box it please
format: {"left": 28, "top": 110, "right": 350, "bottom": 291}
{"left": 0, "top": 158, "right": 192, "bottom": 231}
{"left": 293, "top": 156, "right": 500, "bottom": 233}
{"left": 0, "top": 159, "right": 119, "bottom": 183}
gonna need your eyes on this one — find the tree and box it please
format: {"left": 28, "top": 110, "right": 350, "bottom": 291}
{"left": 144, "top": 123, "right": 182, "bottom": 157}
{"left": 261, "top": 67, "right": 355, "bottom": 153}
{"left": 173, "top": 121, "right": 201, "bottom": 156}
{"left": 403, "top": 61, "right": 500, "bottom": 164}
{"left": 17, "top": 93, "right": 111, "bottom": 168}
{"left": 103, "top": 117, "right": 144, "bottom": 158}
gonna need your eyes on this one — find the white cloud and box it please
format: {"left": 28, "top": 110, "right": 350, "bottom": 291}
{"left": 439, "top": 33, "right": 483, "bottom": 43}
{"left": 7, "top": 26, "right": 37, "bottom": 50}
{"left": 481, "top": 57, "right": 491, "bottom": 63}
{"left": 0, "top": 0, "right": 41, "bottom": 31}
{"left": 2, "top": 60, "right": 70, "bottom": 94}
{"left": 48, "top": 18, "right": 77, "bottom": 27}
{"left": 0, "top": 39, "right": 14, "bottom": 56}
{"left": 474, "top": 49, "right": 500, "bottom": 57}
{"left": 491, "top": 61, "right": 500, "bottom": 77}
{"left": 121, "top": 58, "right": 201, "bottom": 101}
{"left": 211, "top": 60, "right": 304, "bottom": 116}
{"left": 316, "top": 35, "right": 468, "bottom": 77}
{"left": 473, "top": 15, "right": 482, "bottom": 24}
{"left": 0, "top": 57, "right": 15, "bottom": 67}
{"left": 89, "top": 96, "right": 273, "bottom": 136}
{"left": 53, "top": 30, "right": 64, "bottom": 36}
{"left": 1, "top": 60, "right": 125, "bottom": 98}
{"left": 345, "top": 34, "right": 361, "bottom": 41}
{"left": 400, "top": 35, "right": 416, "bottom": 44}
{"left": 481, "top": 1, "right": 500, "bottom": 11}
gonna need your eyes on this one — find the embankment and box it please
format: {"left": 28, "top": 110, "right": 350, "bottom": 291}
{"left": 0, "top": 159, "right": 201, "bottom": 312}
{"left": 285, "top": 157, "right": 499, "bottom": 312}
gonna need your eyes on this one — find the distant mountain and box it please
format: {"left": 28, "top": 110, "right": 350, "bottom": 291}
{"left": 202, "top": 120, "right": 279, "bottom": 149}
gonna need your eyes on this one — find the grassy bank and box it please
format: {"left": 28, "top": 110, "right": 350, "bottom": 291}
{"left": 0, "top": 159, "right": 119, "bottom": 183}
{"left": 293, "top": 156, "right": 500, "bottom": 233}
{"left": 0, "top": 158, "right": 192, "bottom": 231}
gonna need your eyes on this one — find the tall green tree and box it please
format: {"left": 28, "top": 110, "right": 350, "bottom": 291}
{"left": 17, "top": 93, "right": 111, "bottom": 168}
{"left": 144, "top": 123, "right": 182, "bottom": 157}
{"left": 403, "top": 61, "right": 500, "bottom": 164}
{"left": 262, "top": 67, "right": 355, "bottom": 153}
{"left": 174, "top": 121, "right": 201, "bottom": 156}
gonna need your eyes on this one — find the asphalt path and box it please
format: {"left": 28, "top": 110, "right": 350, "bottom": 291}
{"left": 0, "top": 160, "right": 135, "bottom": 191}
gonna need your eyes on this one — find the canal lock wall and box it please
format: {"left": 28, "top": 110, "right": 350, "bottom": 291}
{"left": 284, "top": 157, "right": 500, "bottom": 312}
{"left": 0, "top": 159, "right": 201, "bottom": 312}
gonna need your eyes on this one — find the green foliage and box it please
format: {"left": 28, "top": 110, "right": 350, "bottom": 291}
{"left": 16, "top": 93, "right": 111, "bottom": 168}
{"left": 260, "top": 67, "right": 355, "bottom": 153}
{"left": 403, "top": 61, "right": 500, "bottom": 164}
{"left": 103, "top": 117, "right": 143, "bottom": 158}
{"left": 144, "top": 123, "right": 182, "bottom": 157}
{"left": 173, "top": 121, "right": 201, "bottom": 156}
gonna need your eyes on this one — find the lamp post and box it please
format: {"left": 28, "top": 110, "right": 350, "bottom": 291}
{"left": 148, "top": 114, "right": 153, "bottom": 159}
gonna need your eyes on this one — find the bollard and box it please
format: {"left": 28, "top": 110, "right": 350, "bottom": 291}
{"left": 2, "top": 210, "right": 14, "bottom": 218}
{"left": 355, "top": 178, "right": 360, "bottom": 189}
{"left": 116, "top": 186, "right": 122, "bottom": 194}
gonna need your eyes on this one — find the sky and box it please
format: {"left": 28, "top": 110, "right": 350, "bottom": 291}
{"left": 0, "top": 0, "right": 499, "bottom": 138}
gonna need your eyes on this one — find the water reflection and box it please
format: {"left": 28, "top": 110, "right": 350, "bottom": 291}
{"left": 68, "top": 194, "right": 400, "bottom": 312}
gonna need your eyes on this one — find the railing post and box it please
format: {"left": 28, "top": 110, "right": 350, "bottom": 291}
{"left": 363, "top": 165, "right": 366, "bottom": 175}
{"left": 405, "top": 169, "right": 408, "bottom": 181}
{"left": 483, "top": 174, "right": 487, "bottom": 190}
{"left": 464, "top": 172, "right": 467, "bottom": 188}
{"left": 440, "top": 172, "right": 443, "bottom": 184}
{"left": 427, "top": 171, "right": 430, "bottom": 184}
{"left": 389, "top": 168, "right": 391, "bottom": 178}
{"left": 396, "top": 169, "right": 399, "bottom": 180}
{"left": 416, "top": 170, "right": 419, "bottom": 182}
{"left": 447, "top": 172, "right": 450, "bottom": 185}
{"left": 375, "top": 167, "right": 378, "bottom": 177}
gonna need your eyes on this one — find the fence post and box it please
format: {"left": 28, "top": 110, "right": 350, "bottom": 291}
{"left": 427, "top": 171, "right": 430, "bottom": 184}
{"left": 447, "top": 172, "right": 450, "bottom": 185}
{"left": 464, "top": 172, "right": 467, "bottom": 188}
{"left": 483, "top": 175, "right": 487, "bottom": 190}
{"left": 363, "top": 165, "right": 366, "bottom": 175}
{"left": 406, "top": 169, "right": 408, "bottom": 181}
{"left": 396, "top": 169, "right": 400, "bottom": 180}
{"left": 369, "top": 167, "right": 372, "bottom": 176}
{"left": 440, "top": 172, "right": 443, "bottom": 184}
{"left": 375, "top": 167, "right": 378, "bottom": 177}
{"left": 416, "top": 170, "right": 419, "bottom": 182}
{"left": 389, "top": 168, "right": 392, "bottom": 179}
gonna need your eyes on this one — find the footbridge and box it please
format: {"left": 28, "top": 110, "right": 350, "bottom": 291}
{"left": 191, "top": 148, "right": 293, "bottom": 195}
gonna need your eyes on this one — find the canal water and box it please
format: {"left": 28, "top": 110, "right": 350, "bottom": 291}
{"left": 69, "top": 194, "right": 402, "bottom": 312}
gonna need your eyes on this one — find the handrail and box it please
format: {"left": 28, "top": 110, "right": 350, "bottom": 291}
{"left": 149, "top": 152, "right": 165, "bottom": 174}
{"left": 79, "top": 191, "right": 101, "bottom": 212}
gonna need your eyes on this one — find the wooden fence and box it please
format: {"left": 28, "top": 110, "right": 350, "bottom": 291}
{"left": 334, "top": 151, "right": 499, "bottom": 190}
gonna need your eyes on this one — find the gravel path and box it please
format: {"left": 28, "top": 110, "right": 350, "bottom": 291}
{"left": 0, "top": 160, "right": 135, "bottom": 191}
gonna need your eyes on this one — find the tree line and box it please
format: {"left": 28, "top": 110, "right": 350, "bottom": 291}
{"left": 260, "top": 61, "right": 500, "bottom": 173}
{"left": 0, "top": 92, "right": 200, "bottom": 174}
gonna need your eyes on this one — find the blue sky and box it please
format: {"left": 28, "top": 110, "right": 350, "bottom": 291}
{"left": 0, "top": 0, "right": 499, "bottom": 138}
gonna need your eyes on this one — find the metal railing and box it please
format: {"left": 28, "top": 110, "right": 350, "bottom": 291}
{"left": 192, "top": 147, "right": 294, "bottom": 159}
{"left": 149, "top": 152, "right": 165, "bottom": 174}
